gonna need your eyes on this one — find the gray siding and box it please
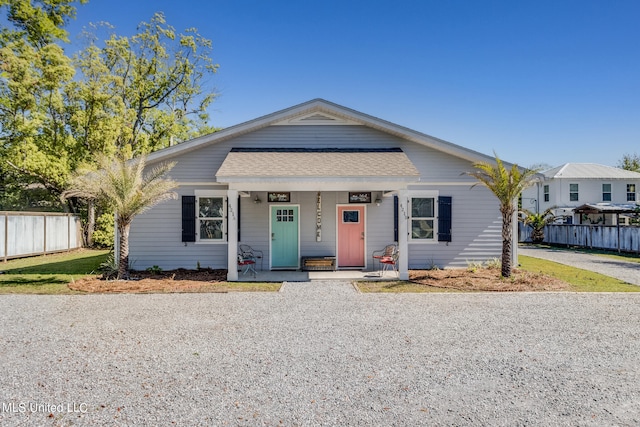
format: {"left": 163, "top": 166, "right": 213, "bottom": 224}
{"left": 407, "top": 185, "right": 502, "bottom": 269}
{"left": 130, "top": 124, "right": 503, "bottom": 270}
{"left": 129, "top": 185, "right": 227, "bottom": 271}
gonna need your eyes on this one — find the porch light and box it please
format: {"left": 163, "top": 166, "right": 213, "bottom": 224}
{"left": 375, "top": 197, "right": 382, "bottom": 206}
{"left": 253, "top": 195, "right": 262, "bottom": 204}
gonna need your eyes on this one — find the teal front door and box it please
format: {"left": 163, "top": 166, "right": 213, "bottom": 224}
{"left": 270, "top": 206, "right": 299, "bottom": 269}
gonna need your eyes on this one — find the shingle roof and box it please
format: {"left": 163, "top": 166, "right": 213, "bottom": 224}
{"left": 543, "top": 163, "right": 640, "bottom": 179}
{"left": 146, "top": 99, "right": 505, "bottom": 167}
{"left": 215, "top": 148, "right": 420, "bottom": 180}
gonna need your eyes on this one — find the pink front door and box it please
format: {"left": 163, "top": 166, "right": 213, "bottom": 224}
{"left": 337, "top": 205, "right": 365, "bottom": 267}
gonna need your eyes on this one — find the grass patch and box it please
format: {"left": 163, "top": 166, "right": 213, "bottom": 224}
{"left": 526, "top": 244, "right": 640, "bottom": 264}
{"left": 0, "top": 249, "right": 110, "bottom": 294}
{"left": 518, "top": 255, "right": 640, "bottom": 292}
{"left": 359, "top": 256, "right": 640, "bottom": 293}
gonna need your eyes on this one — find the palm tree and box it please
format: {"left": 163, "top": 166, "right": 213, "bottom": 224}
{"left": 519, "top": 208, "right": 556, "bottom": 244}
{"left": 466, "top": 154, "right": 540, "bottom": 277}
{"left": 63, "top": 154, "right": 177, "bottom": 279}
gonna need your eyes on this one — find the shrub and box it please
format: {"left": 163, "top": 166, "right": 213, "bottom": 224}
{"left": 92, "top": 212, "right": 115, "bottom": 248}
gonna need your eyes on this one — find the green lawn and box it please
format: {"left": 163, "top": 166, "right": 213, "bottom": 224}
{"left": 3, "top": 249, "right": 638, "bottom": 294}
{"left": 525, "top": 244, "right": 640, "bottom": 264}
{"left": 359, "top": 255, "right": 640, "bottom": 293}
{"left": 518, "top": 255, "right": 640, "bottom": 292}
{"left": 0, "top": 249, "right": 110, "bottom": 294}
{"left": 0, "top": 250, "right": 280, "bottom": 294}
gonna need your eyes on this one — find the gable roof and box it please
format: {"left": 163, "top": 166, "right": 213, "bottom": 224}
{"left": 145, "top": 98, "right": 504, "bottom": 166}
{"left": 543, "top": 163, "right": 640, "bottom": 179}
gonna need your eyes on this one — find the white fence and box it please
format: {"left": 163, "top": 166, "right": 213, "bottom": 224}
{"left": 520, "top": 224, "right": 640, "bottom": 253}
{"left": 1, "top": 212, "right": 82, "bottom": 261}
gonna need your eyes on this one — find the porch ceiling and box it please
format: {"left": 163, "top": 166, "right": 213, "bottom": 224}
{"left": 215, "top": 148, "right": 420, "bottom": 189}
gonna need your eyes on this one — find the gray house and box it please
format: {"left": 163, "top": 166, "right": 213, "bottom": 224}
{"left": 131, "top": 99, "right": 509, "bottom": 280}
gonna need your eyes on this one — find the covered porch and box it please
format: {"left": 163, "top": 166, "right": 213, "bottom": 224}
{"left": 215, "top": 148, "right": 421, "bottom": 281}
{"left": 235, "top": 269, "right": 403, "bottom": 282}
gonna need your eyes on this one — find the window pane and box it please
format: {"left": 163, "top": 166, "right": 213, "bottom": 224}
{"left": 411, "top": 198, "right": 434, "bottom": 218}
{"left": 570, "top": 184, "right": 578, "bottom": 192}
{"left": 412, "top": 220, "right": 434, "bottom": 239}
{"left": 628, "top": 184, "right": 636, "bottom": 192}
{"left": 199, "top": 198, "right": 223, "bottom": 218}
{"left": 628, "top": 193, "right": 636, "bottom": 202}
{"left": 603, "top": 193, "right": 611, "bottom": 202}
{"left": 343, "top": 211, "right": 359, "bottom": 223}
{"left": 543, "top": 185, "right": 549, "bottom": 193}
{"left": 603, "top": 184, "right": 611, "bottom": 192}
{"left": 570, "top": 193, "right": 579, "bottom": 201}
{"left": 200, "top": 219, "right": 223, "bottom": 239}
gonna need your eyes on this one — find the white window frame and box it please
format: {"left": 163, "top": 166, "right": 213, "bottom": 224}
{"left": 408, "top": 191, "right": 439, "bottom": 243}
{"left": 195, "top": 190, "right": 227, "bottom": 244}
{"left": 602, "top": 183, "right": 612, "bottom": 202}
{"left": 569, "top": 183, "right": 579, "bottom": 202}
{"left": 543, "top": 185, "right": 550, "bottom": 202}
{"left": 627, "top": 184, "right": 637, "bottom": 202}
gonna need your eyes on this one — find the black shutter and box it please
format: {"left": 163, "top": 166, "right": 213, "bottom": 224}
{"left": 393, "top": 195, "right": 399, "bottom": 242}
{"left": 438, "top": 196, "right": 452, "bottom": 242}
{"left": 182, "top": 196, "right": 196, "bottom": 242}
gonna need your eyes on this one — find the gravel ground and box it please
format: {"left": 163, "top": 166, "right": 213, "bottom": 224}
{"left": 519, "top": 246, "right": 640, "bottom": 285}
{"left": 1, "top": 283, "right": 640, "bottom": 426}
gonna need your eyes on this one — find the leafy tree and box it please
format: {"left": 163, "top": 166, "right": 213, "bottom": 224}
{"left": 0, "top": 0, "right": 85, "bottom": 47}
{"left": 0, "top": 0, "right": 85, "bottom": 210}
{"left": 617, "top": 152, "right": 640, "bottom": 173}
{"left": 519, "top": 208, "right": 556, "bottom": 244}
{"left": 63, "top": 155, "right": 177, "bottom": 279}
{"left": 466, "top": 154, "right": 540, "bottom": 278}
{"left": 1, "top": 7, "right": 218, "bottom": 249}
{"left": 71, "top": 13, "right": 219, "bottom": 156}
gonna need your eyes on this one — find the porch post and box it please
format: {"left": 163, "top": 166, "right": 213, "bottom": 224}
{"left": 397, "top": 190, "right": 409, "bottom": 280}
{"left": 227, "top": 189, "right": 239, "bottom": 281}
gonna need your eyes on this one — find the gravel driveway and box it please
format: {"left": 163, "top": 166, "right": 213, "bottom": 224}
{"left": 519, "top": 245, "right": 640, "bottom": 285}
{"left": 1, "top": 283, "right": 640, "bottom": 426}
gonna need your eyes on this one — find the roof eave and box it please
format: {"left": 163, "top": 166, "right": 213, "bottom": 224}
{"left": 145, "top": 98, "right": 511, "bottom": 167}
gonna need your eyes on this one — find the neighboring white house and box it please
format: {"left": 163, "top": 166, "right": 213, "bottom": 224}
{"left": 522, "top": 163, "right": 640, "bottom": 225}
{"left": 129, "top": 99, "right": 514, "bottom": 281}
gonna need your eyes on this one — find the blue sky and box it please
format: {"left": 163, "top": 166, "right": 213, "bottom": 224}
{"left": 64, "top": 0, "right": 640, "bottom": 169}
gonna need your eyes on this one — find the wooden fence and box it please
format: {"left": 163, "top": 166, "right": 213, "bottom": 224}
{"left": 1, "top": 211, "right": 82, "bottom": 261}
{"left": 519, "top": 224, "right": 640, "bottom": 253}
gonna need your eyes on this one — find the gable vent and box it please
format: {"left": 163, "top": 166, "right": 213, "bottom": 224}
{"left": 300, "top": 113, "right": 337, "bottom": 121}
{"left": 273, "top": 112, "right": 362, "bottom": 126}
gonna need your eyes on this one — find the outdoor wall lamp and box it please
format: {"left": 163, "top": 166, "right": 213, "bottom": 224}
{"left": 253, "top": 195, "right": 262, "bottom": 204}
{"left": 375, "top": 197, "right": 382, "bottom": 206}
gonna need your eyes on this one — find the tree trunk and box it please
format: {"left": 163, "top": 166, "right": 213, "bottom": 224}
{"left": 501, "top": 208, "right": 513, "bottom": 278}
{"left": 86, "top": 199, "right": 95, "bottom": 247}
{"left": 531, "top": 227, "right": 544, "bottom": 244}
{"left": 117, "top": 222, "right": 130, "bottom": 280}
